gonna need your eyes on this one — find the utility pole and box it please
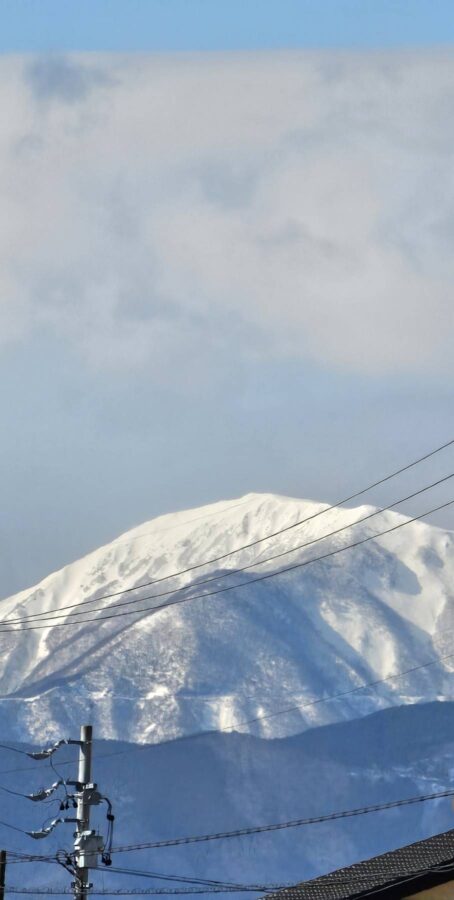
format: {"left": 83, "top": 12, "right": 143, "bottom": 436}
{"left": 74, "top": 724, "right": 93, "bottom": 900}
{"left": 25, "top": 724, "right": 112, "bottom": 897}
{"left": 0, "top": 850, "right": 6, "bottom": 900}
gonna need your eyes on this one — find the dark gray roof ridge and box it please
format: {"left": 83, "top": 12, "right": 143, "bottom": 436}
{"left": 263, "top": 827, "right": 454, "bottom": 900}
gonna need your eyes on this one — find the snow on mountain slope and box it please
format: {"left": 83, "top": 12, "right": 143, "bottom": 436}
{"left": 0, "top": 492, "right": 453, "bottom": 745}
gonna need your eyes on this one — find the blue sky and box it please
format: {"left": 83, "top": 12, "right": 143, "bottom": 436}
{"left": 2, "top": 0, "right": 454, "bottom": 52}
{"left": 0, "top": 6, "right": 453, "bottom": 598}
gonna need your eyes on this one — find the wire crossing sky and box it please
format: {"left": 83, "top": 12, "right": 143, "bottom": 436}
{"left": 0, "top": 3, "right": 453, "bottom": 598}
{"left": 1, "top": 438, "right": 451, "bottom": 627}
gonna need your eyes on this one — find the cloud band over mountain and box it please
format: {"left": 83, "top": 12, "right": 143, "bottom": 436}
{"left": 1, "top": 50, "right": 453, "bottom": 380}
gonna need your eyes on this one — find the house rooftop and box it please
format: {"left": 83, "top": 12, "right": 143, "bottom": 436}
{"left": 264, "top": 828, "right": 454, "bottom": 899}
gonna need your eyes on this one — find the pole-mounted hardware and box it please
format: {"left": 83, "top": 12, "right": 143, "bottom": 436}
{"left": 25, "top": 724, "right": 114, "bottom": 900}
{"left": 28, "top": 780, "right": 64, "bottom": 802}
{"left": 27, "top": 739, "right": 82, "bottom": 760}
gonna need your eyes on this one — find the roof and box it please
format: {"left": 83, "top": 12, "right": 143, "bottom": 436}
{"left": 264, "top": 828, "right": 454, "bottom": 900}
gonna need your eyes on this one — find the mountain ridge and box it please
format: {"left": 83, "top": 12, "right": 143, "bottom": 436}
{"left": 2, "top": 701, "right": 454, "bottom": 893}
{"left": 0, "top": 492, "right": 452, "bottom": 745}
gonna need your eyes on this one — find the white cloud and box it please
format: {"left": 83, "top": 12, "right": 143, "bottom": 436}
{"left": 0, "top": 50, "right": 453, "bottom": 379}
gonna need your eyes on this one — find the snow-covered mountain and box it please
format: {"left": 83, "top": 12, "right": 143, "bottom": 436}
{"left": 0, "top": 492, "right": 453, "bottom": 745}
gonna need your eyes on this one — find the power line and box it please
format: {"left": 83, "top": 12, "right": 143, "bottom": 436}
{"left": 9, "top": 857, "right": 454, "bottom": 888}
{"left": 0, "top": 501, "right": 451, "bottom": 792}
{"left": 103, "top": 498, "right": 255, "bottom": 551}
{"left": 5, "top": 438, "right": 453, "bottom": 629}
{"left": 105, "top": 864, "right": 454, "bottom": 891}
{"left": 71, "top": 435, "right": 450, "bottom": 592}
{"left": 106, "top": 865, "right": 283, "bottom": 891}
{"left": 3, "top": 786, "right": 454, "bottom": 864}
{"left": 210, "top": 644, "right": 454, "bottom": 732}
{"left": 1, "top": 495, "right": 452, "bottom": 635}
{"left": 110, "top": 788, "right": 454, "bottom": 854}
{"left": 0, "top": 449, "right": 451, "bottom": 893}
{"left": 9, "top": 867, "right": 454, "bottom": 896}
{"left": 0, "top": 778, "right": 67, "bottom": 803}
{"left": 0, "top": 783, "right": 38, "bottom": 800}
{"left": 4, "top": 472, "right": 453, "bottom": 630}
{"left": 0, "top": 856, "right": 60, "bottom": 866}
{"left": 1, "top": 636, "right": 454, "bottom": 785}
{"left": 0, "top": 890, "right": 284, "bottom": 896}
{"left": 0, "top": 744, "right": 29, "bottom": 758}
{"left": 7, "top": 864, "right": 454, "bottom": 895}
{"left": 6, "top": 867, "right": 454, "bottom": 896}
{"left": 83, "top": 641, "right": 454, "bottom": 745}
{"left": 0, "top": 637, "right": 453, "bottom": 801}
{"left": 0, "top": 853, "right": 281, "bottom": 892}
{"left": 0, "top": 819, "right": 30, "bottom": 836}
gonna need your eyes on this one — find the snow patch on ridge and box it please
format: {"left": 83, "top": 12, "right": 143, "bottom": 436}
{"left": 0, "top": 492, "right": 453, "bottom": 745}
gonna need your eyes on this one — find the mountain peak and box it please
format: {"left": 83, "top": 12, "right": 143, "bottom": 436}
{"left": 0, "top": 493, "right": 452, "bottom": 746}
